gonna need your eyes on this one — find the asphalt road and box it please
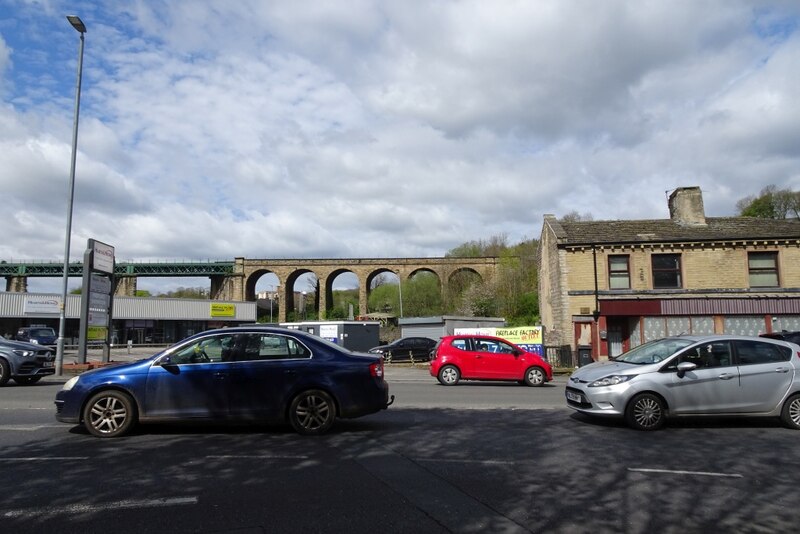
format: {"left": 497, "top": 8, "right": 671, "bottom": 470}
{"left": 2, "top": 369, "right": 800, "bottom": 533}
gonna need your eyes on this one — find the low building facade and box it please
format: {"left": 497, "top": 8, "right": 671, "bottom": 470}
{"left": 538, "top": 186, "right": 800, "bottom": 362}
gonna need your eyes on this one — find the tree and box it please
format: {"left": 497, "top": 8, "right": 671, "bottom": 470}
{"left": 561, "top": 210, "right": 594, "bottom": 222}
{"left": 737, "top": 185, "right": 800, "bottom": 219}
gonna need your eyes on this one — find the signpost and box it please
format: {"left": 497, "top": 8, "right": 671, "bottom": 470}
{"left": 77, "top": 239, "right": 115, "bottom": 363}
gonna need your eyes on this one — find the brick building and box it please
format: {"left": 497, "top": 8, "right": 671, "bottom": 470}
{"left": 538, "top": 186, "right": 800, "bottom": 363}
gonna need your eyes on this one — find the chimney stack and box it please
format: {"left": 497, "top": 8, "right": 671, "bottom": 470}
{"left": 668, "top": 187, "right": 706, "bottom": 226}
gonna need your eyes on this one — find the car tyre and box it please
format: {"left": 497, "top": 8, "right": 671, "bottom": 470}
{"left": 524, "top": 366, "right": 546, "bottom": 387}
{"left": 625, "top": 393, "right": 666, "bottom": 431}
{"left": 83, "top": 390, "right": 137, "bottom": 438}
{"left": 0, "top": 359, "right": 10, "bottom": 386}
{"left": 289, "top": 390, "right": 336, "bottom": 435}
{"left": 780, "top": 394, "right": 800, "bottom": 430}
{"left": 437, "top": 365, "right": 460, "bottom": 386}
{"left": 14, "top": 376, "right": 42, "bottom": 385}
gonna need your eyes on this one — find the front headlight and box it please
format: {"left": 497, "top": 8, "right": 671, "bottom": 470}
{"left": 61, "top": 376, "right": 80, "bottom": 391}
{"left": 589, "top": 375, "right": 635, "bottom": 387}
{"left": 13, "top": 349, "right": 35, "bottom": 358}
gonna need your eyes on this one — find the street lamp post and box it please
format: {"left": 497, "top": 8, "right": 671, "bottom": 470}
{"left": 56, "top": 15, "right": 86, "bottom": 375}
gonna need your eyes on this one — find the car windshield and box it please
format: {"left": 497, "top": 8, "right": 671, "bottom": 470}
{"left": 31, "top": 328, "right": 55, "bottom": 337}
{"left": 613, "top": 338, "right": 695, "bottom": 364}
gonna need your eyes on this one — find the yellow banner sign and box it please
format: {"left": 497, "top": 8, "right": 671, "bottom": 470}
{"left": 210, "top": 303, "right": 236, "bottom": 317}
{"left": 493, "top": 327, "right": 543, "bottom": 345}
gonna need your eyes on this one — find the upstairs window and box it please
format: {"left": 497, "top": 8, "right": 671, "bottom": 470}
{"left": 652, "top": 254, "right": 682, "bottom": 289}
{"left": 608, "top": 255, "right": 630, "bottom": 289}
{"left": 748, "top": 252, "right": 779, "bottom": 288}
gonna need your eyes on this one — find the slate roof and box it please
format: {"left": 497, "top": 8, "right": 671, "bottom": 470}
{"left": 548, "top": 216, "right": 800, "bottom": 246}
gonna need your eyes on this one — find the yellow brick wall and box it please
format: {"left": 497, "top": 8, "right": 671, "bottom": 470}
{"left": 564, "top": 244, "right": 800, "bottom": 293}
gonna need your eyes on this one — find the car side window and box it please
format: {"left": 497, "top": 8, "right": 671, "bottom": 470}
{"left": 735, "top": 339, "right": 790, "bottom": 365}
{"left": 169, "top": 334, "right": 235, "bottom": 364}
{"left": 235, "top": 334, "right": 311, "bottom": 361}
{"left": 671, "top": 341, "right": 733, "bottom": 370}
{"left": 451, "top": 338, "right": 469, "bottom": 351}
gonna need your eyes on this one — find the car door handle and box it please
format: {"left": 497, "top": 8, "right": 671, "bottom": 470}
{"left": 718, "top": 373, "right": 736, "bottom": 380}
{"left": 213, "top": 372, "right": 227, "bottom": 380}
{"left": 284, "top": 370, "right": 297, "bottom": 375}
{"left": 775, "top": 367, "right": 790, "bottom": 373}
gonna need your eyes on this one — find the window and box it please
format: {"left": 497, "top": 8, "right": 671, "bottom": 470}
{"left": 748, "top": 252, "right": 779, "bottom": 287}
{"left": 236, "top": 334, "right": 311, "bottom": 361}
{"left": 608, "top": 255, "right": 630, "bottom": 289}
{"left": 652, "top": 254, "right": 682, "bottom": 289}
{"left": 451, "top": 339, "right": 469, "bottom": 351}
{"left": 734, "top": 339, "right": 790, "bottom": 364}
{"left": 675, "top": 341, "right": 733, "bottom": 369}
{"left": 170, "top": 334, "right": 236, "bottom": 364}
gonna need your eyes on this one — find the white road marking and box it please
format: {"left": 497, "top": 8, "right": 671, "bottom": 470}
{"left": 628, "top": 467, "right": 743, "bottom": 478}
{"left": 0, "top": 424, "right": 65, "bottom": 431}
{"left": 1, "top": 456, "right": 90, "bottom": 461}
{"left": 2, "top": 497, "right": 198, "bottom": 518}
{"left": 415, "top": 458, "right": 515, "bottom": 465}
{"left": 206, "top": 454, "right": 308, "bottom": 460}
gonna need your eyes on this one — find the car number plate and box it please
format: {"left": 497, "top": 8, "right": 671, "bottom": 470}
{"left": 566, "top": 391, "right": 582, "bottom": 402}
{"left": 43, "top": 361, "right": 55, "bottom": 368}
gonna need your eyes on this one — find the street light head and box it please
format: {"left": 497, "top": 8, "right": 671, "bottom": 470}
{"left": 67, "top": 15, "right": 86, "bottom": 33}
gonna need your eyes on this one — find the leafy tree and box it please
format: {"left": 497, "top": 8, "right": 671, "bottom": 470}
{"left": 561, "top": 210, "right": 594, "bottom": 222}
{"left": 158, "top": 286, "right": 209, "bottom": 299}
{"left": 737, "top": 185, "right": 800, "bottom": 219}
{"left": 329, "top": 289, "right": 358, "bottom": 319}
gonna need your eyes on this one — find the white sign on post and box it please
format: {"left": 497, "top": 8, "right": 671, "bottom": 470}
{"left": 93, "top": 241, "right": 115, "bottom": 274}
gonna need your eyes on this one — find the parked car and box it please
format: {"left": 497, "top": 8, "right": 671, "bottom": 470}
{"left": 429, "top": 335, "right": 553, "bottom": 386}
{"left": 55, "top": 326, "right": 393, "bottom": 437}
{"left": 15, "top": 326, "right": 57, "bottom": 347}
{"left": 0, "top": 338, "right": 56, "bottom": 386}
{"left": 368, "top": 337, "right": 437, "bottom": 362}
{"left": 566, "top": 335, "right": 800, "bottom": 431}
{"left": 760, "top": 330, "right": 800, "bottom": 345}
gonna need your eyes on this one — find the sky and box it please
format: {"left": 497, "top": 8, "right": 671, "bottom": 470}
{"left": 1, "top": 1, "right": 799, "bottom": 293}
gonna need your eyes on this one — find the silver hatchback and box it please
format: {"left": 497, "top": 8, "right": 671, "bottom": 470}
{"left": 566, "top": 335, "right": 800, "bottom": 430}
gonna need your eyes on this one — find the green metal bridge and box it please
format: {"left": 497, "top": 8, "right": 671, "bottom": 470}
{"left": 0, "top": 260, "right": 236, "bottom": 277}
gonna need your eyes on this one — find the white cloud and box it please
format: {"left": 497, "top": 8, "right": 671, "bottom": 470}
{"left": 0, "top": 0, "right": 799, "bottom": 282}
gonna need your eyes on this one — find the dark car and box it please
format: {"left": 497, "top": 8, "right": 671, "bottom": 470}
{"left": 368, "top": 337, "right": 437, "bottom": 362}
{"left": 15, "top": 326, "right": 58, "bottom": 347}
{"left": 761, "top": 330, "right": 800, "bottom": 345}
{"left": 55, "top": 326, "right": 392, "bottom": 437}
{"left": 0, "top": 338, "right": 56, "bottom": 386}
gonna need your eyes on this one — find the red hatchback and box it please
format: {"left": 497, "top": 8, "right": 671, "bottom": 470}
{"left": 429, "top": 335, "right": 553, "bottom": 386}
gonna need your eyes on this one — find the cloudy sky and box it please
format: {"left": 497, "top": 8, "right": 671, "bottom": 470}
{"left": 1, "top": 1, "right": 799, "bottom": 292}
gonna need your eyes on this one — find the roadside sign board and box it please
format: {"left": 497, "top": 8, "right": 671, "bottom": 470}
{"left": 78, "top": 239, "right": 115, "bottom": 361}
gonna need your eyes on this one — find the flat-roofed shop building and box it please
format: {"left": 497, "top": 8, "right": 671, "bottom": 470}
{"left": 538, "top": 186, "right": 800, "bottom": 363}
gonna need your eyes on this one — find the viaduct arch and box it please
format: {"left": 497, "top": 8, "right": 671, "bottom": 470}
{"left": 1, "top": 256, "right": 500, "bottom": 323}
{"left": 235, "top": 257, "right": 499, "bottom": 322}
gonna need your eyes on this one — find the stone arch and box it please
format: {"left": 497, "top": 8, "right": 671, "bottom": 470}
{"left": 324, "top": 268, "right": 359, "bottom": 318}
{"left": 244, "top": 268, "right": 279, "bottom": 301}
{"left": 445, "top": 267, "right": 483, "bottom": 311}
{"left": 284, "top": 268, "right": 319, "bottom": 320}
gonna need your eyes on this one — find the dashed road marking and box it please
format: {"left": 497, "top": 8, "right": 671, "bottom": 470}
{"left": 629, "top": 467, "right": 743, "bottom": 478}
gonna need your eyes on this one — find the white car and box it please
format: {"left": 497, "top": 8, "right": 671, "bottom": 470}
{"left": 566, "top": 335, "right": 800, "bottom": 430}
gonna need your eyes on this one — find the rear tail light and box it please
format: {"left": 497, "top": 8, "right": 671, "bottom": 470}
{"left": 370, "top": 359, "right": 384, "bottom": 379}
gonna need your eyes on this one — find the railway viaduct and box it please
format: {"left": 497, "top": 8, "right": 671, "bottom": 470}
{"left": 1, "top": 256, "right": 499, "bottom": 322}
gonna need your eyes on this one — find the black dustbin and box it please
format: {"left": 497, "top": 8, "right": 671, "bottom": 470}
{"left": 577, "top": 346, "right": 593, "bottom": 367}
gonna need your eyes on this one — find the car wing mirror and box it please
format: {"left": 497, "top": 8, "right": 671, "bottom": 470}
{"left": 676, "top": 361, "right": 696, "bottom": 379}
{"left": 158, "top": 356, "right": 180, "bottom": 373}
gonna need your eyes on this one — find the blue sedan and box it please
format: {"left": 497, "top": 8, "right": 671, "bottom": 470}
{"left": 55, "top": 326, "right": 392, "bottom": 437}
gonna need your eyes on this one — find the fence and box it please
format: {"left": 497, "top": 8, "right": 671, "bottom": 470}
{"left": 545, "top": 345, "right": 575, "bottom": 368}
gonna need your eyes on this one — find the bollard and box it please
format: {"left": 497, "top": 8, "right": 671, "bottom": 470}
{"left": 127, "top": 339, "right": 133, "bottom": 355}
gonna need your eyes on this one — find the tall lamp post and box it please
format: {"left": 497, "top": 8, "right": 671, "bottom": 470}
{"left": 56, "top": 15, "right": 87, "bottom": 375}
